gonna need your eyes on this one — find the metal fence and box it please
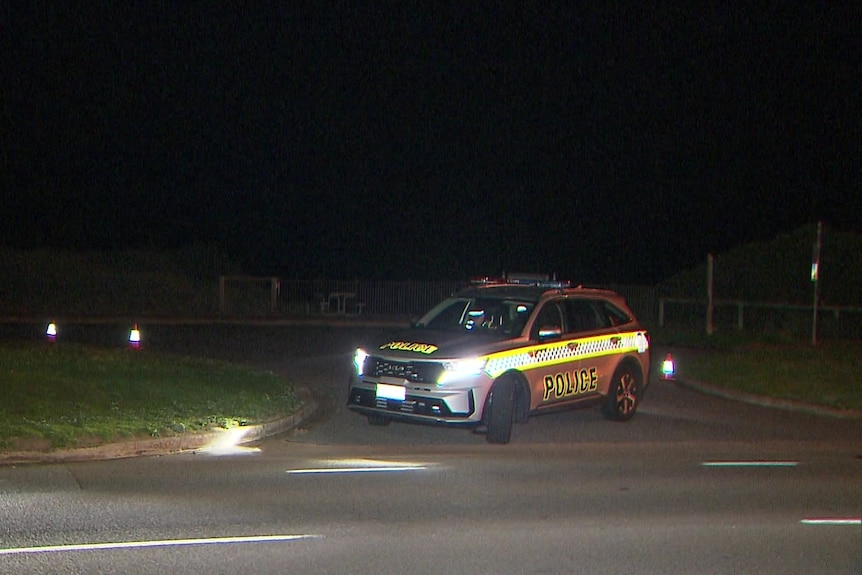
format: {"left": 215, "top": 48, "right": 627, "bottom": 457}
{"left": 604, "top": 284, "right": 659, "bottom": 326}
{"left": 274, "top": 279, "right": 467, "bottom": 317}
{"left": 219, "top": 277, "right": 661, "bottom": 323}
{"left": 658, "top": 297, "right": 862, "bottom": 339}
{"left": 266, "top": 281, "right": 860, "bottom": 338}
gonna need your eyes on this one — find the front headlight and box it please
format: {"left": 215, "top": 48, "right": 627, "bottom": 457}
{"left": 353, "top": 348, "right": 369, "bottom": 377}
{"left": 437, "top": 357, "right": 487, "bottom": 385}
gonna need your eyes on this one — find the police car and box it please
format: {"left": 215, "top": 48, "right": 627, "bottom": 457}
{"left": 347, "top": 275, "right": 651, "bottom": 444}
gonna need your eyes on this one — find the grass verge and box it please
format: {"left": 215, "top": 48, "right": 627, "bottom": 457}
{"left": 654, "top": 329, "right": 862, "bottom": 411}
{"left": 0, "top": 342, "right": 300, "bottom": 450}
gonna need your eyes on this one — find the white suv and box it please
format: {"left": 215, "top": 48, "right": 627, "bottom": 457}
{"left": 347, "top": 277, "right": 651, "bottom": 443}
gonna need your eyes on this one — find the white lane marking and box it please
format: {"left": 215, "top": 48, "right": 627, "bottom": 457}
{"left": 0, "top": 534, "right": 321, "bottom": 556}
{"left": 800, "top": 518, "right": 862, "bottom": 526}
{"left": 287, "top": 466, "right": 427, "bottom": 475}
{"left": 701, "top": 461, "right": 799, "bottom": 467}
{"left": 699, "top": 464, "right": 858, "bottom": 527}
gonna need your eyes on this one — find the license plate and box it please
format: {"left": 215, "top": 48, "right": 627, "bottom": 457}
{"left": 376, "top": 383, "right": 406, "bottom": 401}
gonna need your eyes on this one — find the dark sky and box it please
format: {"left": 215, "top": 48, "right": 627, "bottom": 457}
{"left": 2, "top": 3, "right": 860, "bottom": 284}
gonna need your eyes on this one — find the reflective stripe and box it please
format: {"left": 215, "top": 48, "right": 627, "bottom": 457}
{"left": 484, "top": 331, "right": 647, "bottom": 377}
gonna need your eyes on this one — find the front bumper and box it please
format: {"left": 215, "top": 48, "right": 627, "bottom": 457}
{"left": 347, "top": 378, "right": 481, "bottom": 425}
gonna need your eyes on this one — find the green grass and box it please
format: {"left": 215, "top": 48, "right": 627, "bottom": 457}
{"left": 653, "top": 329, "right": 862, "bottom": 411}
{"left": 1, "top": 330, "right": 859, "bottom": 453}
{"left": 0, "top": 342, "right": 300, "bottom": 450}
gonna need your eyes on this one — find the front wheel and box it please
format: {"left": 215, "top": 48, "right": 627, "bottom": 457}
{"left": 602, "top": 363, "right": 642, "bottom": 421}
{"left": 485, "top": 378, "right": 515, "bottom": 444}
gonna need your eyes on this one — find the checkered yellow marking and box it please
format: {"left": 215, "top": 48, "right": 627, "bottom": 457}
{"left": 483, "top": 331, "right": 647, "bottom": 378}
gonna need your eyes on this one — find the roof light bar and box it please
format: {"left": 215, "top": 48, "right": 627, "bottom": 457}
{"left": 507, "top": 278, "right": 572, "bottom": 288}
{"left": 469, "top": 273, "right": 572, "bottom": 289}
{"left": 506, "top": 273, "right": 571, "bottom": 288}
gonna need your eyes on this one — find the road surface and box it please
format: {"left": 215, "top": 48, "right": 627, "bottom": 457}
{"left": 1, "top": 324, "right": 859, "bottom": 574}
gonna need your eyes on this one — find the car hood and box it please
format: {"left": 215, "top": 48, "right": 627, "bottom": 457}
{"left": 367, "top": 328, "right": 522, "bottom": 360}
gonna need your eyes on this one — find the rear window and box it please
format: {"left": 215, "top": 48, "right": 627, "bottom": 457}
{"left": 563, "top": 298, "right": 633, "bottom": 332}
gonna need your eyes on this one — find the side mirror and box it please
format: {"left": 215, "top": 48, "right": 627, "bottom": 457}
{"left": 537, "top": 325, "right": 563, "bottom": 340}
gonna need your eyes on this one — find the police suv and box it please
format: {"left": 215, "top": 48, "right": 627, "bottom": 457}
{"left": 347, "top": 276, "right": 651, "bottom": 444}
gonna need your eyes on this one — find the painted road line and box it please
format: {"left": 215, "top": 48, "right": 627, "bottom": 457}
{"left": 701, "top": 460, "right": 799, "bottom": 467}
{"left": 0, "top": 534, "right": 321, "bottom": 556}
{"left": 287, "top": 466, "right": 427, "bottom": 474}
{"left": 287, "top": 458, "right": 431, "bottom": 475}
{"left": 800, "top": 518, "right": 862, "bottom": 526}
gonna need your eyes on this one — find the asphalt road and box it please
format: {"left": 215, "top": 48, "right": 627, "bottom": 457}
{"left": 1, "top": 324, "right": 860, "bottom": 574}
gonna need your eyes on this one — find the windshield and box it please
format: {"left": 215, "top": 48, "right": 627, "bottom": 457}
{"left": 415, "top": 297, "right": 534, "bottom": 336}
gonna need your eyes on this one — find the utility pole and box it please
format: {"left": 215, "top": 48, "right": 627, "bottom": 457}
{"left": 706, "top": 253, "right": 715, "bottom": 336}
{"left": 811, "top": 221, "right": 822, "bottom": 346}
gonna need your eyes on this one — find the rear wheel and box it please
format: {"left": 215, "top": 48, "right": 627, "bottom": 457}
{"left": 602, "top": 363, "right": 641, "bottom": 421}
{"left": 367, "top": 414, "right": 392, "bottom": 426}
{"left": 485, "top": 377, "right": 515, "bottom": 444}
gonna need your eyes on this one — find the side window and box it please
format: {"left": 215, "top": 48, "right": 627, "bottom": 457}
{"left": 601, "top": 300, "right": 634, "bottom": 327}
{"left": 503, "top": 301, "right": 533, "bottom": 335}
{"left": 564, "top": 299, "right": 606, "bottom": 333}
{"left": 531, "top": 301, "right": 564, "bottom": 339}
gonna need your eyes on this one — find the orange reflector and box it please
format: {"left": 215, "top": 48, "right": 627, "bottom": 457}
{"left": 46, "top": 322, "right": 57, "bottom": 342}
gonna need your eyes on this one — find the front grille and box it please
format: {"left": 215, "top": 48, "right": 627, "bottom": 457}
{"left": 348, "top": 388, "right": 474, "bottom": 418}
{"left": 366, "top": 356, "right": 443, "bottom": 384}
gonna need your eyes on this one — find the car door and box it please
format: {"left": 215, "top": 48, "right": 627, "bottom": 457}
{"left": 563, "top": 297, "right": 621, "bottom": 398}
{"left": 526, "top": 298, "right": 586, "bottom": 410}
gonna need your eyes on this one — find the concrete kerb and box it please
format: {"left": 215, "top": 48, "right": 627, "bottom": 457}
{"left": 0, "top": 315, "right": 409, "bottom": 466}
{"left": 0, "top": 388, "right": 319, "bottom": 466}
{"left": 672, "top": 378, "right": 862, "bottom": 420}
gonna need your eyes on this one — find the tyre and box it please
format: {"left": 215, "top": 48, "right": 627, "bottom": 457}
{"left": 367, "top": 414, "right": 392, "bottom": 426}
{"left": 485, "top": 377, "right": 515, "bottom": 444}
{"left": 602, "top": 363, "right": 642, "bottom": 421}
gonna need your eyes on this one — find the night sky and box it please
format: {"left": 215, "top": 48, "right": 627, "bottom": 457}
{"left": 2, "top": 3, "right": 860, "bottom": 284}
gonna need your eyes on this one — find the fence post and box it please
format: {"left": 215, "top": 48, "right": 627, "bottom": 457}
{"left": 737, "top": 302, "right": 744, "bottom": 331}
{"left": 658, "top": 298, "right": 665, "bottom": 327}
{"left": 811, "top": 220, "right": 822, "bottom": 346}
{"left": 706, "top": 254, "right": 715, "bottom": 335}
{"left": 219, "top": 276, "right": 225, "bottom": 314}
